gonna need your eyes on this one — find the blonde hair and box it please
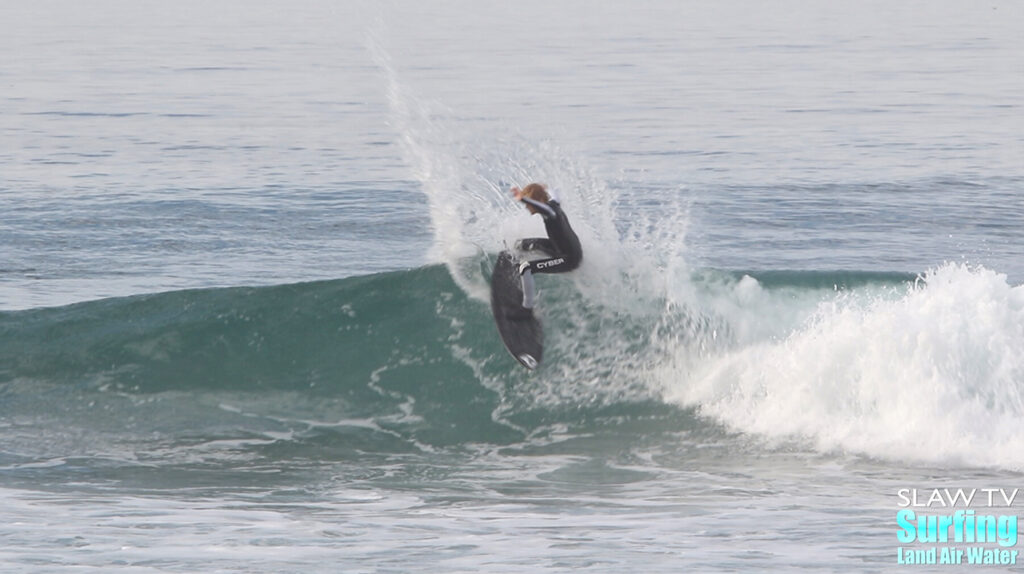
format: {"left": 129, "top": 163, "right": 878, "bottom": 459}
{"left": 521, "top": 183, "right": 549, "bottom": 203}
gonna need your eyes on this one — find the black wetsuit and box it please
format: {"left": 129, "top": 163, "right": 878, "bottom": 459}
{"left": 517, "top": 198, "right": 583, "bottom": 274}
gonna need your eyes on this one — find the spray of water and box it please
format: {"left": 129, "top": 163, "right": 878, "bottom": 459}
{"left": 367, "top": 27, "right": 1024, "bottom": 470}
{"left": 366, "top": 31, "right": 713, "bottom": 410}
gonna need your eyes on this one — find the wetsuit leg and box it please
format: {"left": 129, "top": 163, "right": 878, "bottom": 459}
{"left": 516, "top": 238, "right": 579, "bottom": 307}
{"left": 520, "top": 264, "right": 536, "bottom": 309}
{"left": 516, "top": 239, "right": 553, "bottom": 308}
{"left": 515, "top": 238, "right": 556, "bottom": 256}
{"left": 519, "top": 253, "right": 581, "bottom": 307}
{"left": 526, "top": 254, "right": 579, "bottom": 275}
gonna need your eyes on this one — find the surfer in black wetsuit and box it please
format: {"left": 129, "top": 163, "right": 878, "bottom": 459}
{"left": 512, "top": 183, "right": 583, "bottom": 310}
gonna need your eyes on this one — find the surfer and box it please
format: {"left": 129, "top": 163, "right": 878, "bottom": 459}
{"left": 511, "top": 183, "right": 583, "bottom": 311}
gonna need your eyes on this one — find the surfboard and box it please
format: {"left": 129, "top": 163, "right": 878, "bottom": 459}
{"left": 490, "top": 250, "right": 543, "bottom": 370}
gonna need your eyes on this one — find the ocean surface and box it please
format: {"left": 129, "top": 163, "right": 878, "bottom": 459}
{"left": 2, "top": 1, "right": 1024, "bottom": 572}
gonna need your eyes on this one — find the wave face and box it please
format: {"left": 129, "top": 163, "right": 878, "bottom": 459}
{"left": 0, "top": 262, "right": 702, "bottom": 467}
{"left": 1, "top": 266, "right": 465, "bottom": 395}
{"left": 0, "top": 266, "right": 509, "bottom": 452}
{"left": 4, "top": 261, "right": 1023, "bottom": 471}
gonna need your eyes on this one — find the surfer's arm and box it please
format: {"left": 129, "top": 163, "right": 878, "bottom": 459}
{"left": 519, "top": 196, "right": 556, "bottom": 219}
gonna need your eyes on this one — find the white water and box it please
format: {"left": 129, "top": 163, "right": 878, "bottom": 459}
{"left": 664, "top": 263, "right": 1024, "bottom": 470}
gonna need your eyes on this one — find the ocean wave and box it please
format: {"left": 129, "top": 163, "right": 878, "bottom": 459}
{"left": 2, "top": 263, "right": 1021, "bottom": 469}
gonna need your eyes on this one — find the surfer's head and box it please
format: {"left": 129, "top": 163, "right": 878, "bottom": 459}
{"left": 521, "top": 183, "right": 549, "bottom": 214}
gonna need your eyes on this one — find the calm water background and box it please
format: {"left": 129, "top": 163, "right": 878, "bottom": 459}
{"left": 2, "top": 0, "right": 1023, "bottom": 572}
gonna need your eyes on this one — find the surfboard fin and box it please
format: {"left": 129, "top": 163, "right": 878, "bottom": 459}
{"left": 517, "top": 353, "right": 538, "bottom": 370}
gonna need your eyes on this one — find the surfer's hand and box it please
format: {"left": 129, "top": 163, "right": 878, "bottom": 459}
{"left": 511, "top": 186, "right": 523, "bottom": 201}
